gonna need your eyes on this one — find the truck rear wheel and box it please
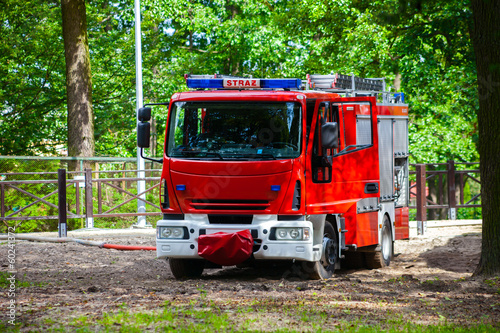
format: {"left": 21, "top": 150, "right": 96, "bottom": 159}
{"left": 365, "top": 216, "right": 393, "bottom": 269}
{"left": 306, "top": 221, "right": 339, "bottom": 279}
{"left": 169, "top": 258, "right": 205, "bottom": 279}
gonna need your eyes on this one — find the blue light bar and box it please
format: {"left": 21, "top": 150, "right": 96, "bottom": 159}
{"left": 176, "top": 184, "right": 186, "bottom": 191}
{"left": 185, "top": 77, "right": 301, "bottom": 90}
{"left": 271, "top": 185, "right": 281, "bottom": 191}
{"left": 261, "top": 79, "right": 302, "bottom": 89}
{"left": 186, "top": 79, "right": 223, "bottom": 89}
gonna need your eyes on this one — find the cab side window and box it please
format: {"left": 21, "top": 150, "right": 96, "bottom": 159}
{"left": 305, "top": 99, "right": 316, "bottom": 145}
{"left": 312, "top": 103, "right": 332, "bottom": 183}
{"left": 329, "top": 104, "right": 341, "bottom": 156}
{"left": 335, "top": 103, "right": 373, "bottom": 155}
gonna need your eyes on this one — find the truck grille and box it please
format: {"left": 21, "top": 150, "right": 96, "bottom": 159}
{"left": 208, "top": 215, "right": 253, "bottom": 224}
{"left": 191, "top": 199, "right": 270, "bottom": 211}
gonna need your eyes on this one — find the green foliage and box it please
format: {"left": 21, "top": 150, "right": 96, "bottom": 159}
{"left": 0, "top": 0, "right": 66, "bottom": 156}
{"left": 0, "top": 158, "right": 160, "bottom": 233}
{"left": 0, "top": 0, "right": 480, "bottom": 166}
{"left": 378, "top": 0, "right": 478, "bottom": 164}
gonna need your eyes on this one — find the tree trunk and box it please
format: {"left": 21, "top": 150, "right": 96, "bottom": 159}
{"left": 61, "top": 0, "right": 94, "bottom": 170}
{"left": 470, "top": 0, "right": 500, "bottom": 276}
{"left": 394, "top": 73, "right": 401, "bottom": 92}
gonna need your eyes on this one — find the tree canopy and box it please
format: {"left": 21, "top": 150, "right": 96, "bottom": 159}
{"left": 0, "top": 0, "right": 479, "bottom": 165}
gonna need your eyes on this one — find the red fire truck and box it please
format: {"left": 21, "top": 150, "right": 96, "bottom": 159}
{"left": 137, "top": 73, "right": 409, "bottom": 279}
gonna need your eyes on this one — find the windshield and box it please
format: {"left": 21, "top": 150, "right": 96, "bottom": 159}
{"left": 166, "top": 102, "right": 302, "bottom": 160}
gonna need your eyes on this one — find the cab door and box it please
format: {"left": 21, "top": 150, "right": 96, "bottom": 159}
{"left": 305, "top": 96, "right": 380, "bottom": 215}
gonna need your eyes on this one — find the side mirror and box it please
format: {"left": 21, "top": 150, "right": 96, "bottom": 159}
{"left": 321, "top": 122, "right": 339, "bottom": 149}
{"left": 138, "top": 107, "right": 152, "bottom": 122}
{"left": 137, "top": 122, "right": 150, "bottom": 148}
{"left": 136, "top": 106, "right": 162, "bottom": 164}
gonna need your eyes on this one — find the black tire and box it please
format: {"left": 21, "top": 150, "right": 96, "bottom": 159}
{"left": 307, "top": 221, "right": 339, "bottom": 280}
{"left": 169, "top": 259, "right": 205, "bottom": 279}
{"left": 365, "top": 216, "right": 393, "bottom": 269}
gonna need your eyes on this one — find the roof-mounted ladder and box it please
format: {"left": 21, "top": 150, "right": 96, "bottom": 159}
{"left": 305, "top": 73, "right": 385, "bottom": 92}
{"left": 305, "top": 73, "right": 405, "bottom": 103}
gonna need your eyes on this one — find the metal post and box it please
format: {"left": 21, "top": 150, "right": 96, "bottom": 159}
{"left": 1, "top": 183, "right": 5, "bottom": 220}
{"left": 416, "top": 164, "right": 427, "bottom": 235}
{"left": 134, "top": 0, "right": 148, "bottom": 228}
{"left": 448, "top": 160, "right": 457, "bottom": 220}
{"left": 58, "top": 169, "right": 67, "bottom": 237}
{"left": 74, "top": 174, "right": 85, "bottom": 228}
{"left": 84, "top": 168, "right": 94, "bottom": 229}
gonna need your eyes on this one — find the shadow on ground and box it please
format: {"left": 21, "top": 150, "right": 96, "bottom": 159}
{"left": 418, "top": 233, "right": 481, "bottom": 273}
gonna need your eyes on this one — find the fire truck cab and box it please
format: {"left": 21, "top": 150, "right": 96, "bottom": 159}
{"left": 137, "top": 74, "right": 409, "bottom": 279}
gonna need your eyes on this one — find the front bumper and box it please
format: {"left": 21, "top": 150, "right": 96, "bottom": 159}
{"left": 156, "top": 214, "right": 321, "bottom": 263}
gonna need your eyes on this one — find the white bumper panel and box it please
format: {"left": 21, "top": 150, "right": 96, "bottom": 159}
{"left": 156, "top": 214, "right": 319, "bottom": 263}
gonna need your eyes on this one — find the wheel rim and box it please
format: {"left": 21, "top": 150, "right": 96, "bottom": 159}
{"left": 321, "top": 236, "right": 337, "bottom": 271}
{"left": 381, "top": 224, "right": 391, "bottom": 261}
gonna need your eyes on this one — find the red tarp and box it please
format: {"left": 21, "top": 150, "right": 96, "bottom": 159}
{"left": 198, "top": 229, "right": 253, "bottom": 266}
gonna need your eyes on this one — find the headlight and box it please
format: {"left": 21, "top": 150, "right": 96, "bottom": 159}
{"left": 289, "top": 229, "right": 300, "bottom": 239}
{"left": 172, "top": 228, "right": 183, "bottom": 238}
{"left": 157, "top": 226, "right": 186, "bottom": 239}
{"left": 273, "top": 227, "right": 311, "bottom": 241}
{"left": 161, "top": 228, "right": 172, "bottom": 238}
{"left": 278, "top": 229, "right": 288, "bottom": 238}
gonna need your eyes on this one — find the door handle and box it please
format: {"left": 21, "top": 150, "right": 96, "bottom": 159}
{"left": 364, "top": 183, "right": 379, "bottom": 194}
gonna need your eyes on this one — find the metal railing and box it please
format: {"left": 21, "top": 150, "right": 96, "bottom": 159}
{"left": 409, "top": 161, "right": 481, "bottom": 234}
{"left": 1, "top": 159, "right": 481, "bottom": 234}
{"left": 1, "top": 163, "right": 162, "bottom": 233}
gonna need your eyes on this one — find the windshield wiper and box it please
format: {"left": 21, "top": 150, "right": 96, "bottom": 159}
{"left": 222, "top": 153, "right": 276, "bottom": 160}
{"left": 172, "top": 151, "right": 224, "bottom": 160}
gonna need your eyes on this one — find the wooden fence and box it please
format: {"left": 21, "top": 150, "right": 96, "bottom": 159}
{"left": 409, "top": 161, "right": 481, "bottom": 221}
{"left": 1, "top": 168, "right": 161, "bottom": 232}
{"left": 1, "top": 161, "right": 481, "bottom": 233}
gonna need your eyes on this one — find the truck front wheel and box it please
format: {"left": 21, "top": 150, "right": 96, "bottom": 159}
{"left": 169, "top": 258, "right": 205, "bottom": 279}
{"left": 306, "top": 221, "right": 339, "bottom": 279}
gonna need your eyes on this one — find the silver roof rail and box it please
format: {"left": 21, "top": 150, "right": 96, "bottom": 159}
{"left": 306, "top": 73, "right": 385, "bottom": 91}
{"left": 305, "top": 73, "right": 404, "bottom": 104}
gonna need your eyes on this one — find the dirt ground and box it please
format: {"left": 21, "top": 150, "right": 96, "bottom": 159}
{"left": 1, "top": 223, "right": 499, "bottom": 331}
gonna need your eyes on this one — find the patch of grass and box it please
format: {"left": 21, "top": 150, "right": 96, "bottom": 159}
{"left": 423, "top": 279, "right": 437, "bottom": 285}
{"left": 86, "top": 303, "right": 232, "bottom": 332}
{"left": 0, "top": 272, "right": 46, "bottom": 288}
{"left": 484, "top": 276, "right": 500, "bottom": 294}
{"left": 44, "top": 299, "right": 500, "bottom": 333}
{"left": 7, "top": 296, "right": 499, "bottom": 332}
{"left": 0, "top": 324, "right": 20, "bottom": 333}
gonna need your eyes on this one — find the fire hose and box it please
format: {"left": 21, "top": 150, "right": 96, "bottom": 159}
{"left": 0, "top": 234, "right": 156, "bottom": 251}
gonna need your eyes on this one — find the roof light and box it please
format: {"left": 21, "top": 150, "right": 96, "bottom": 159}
{"left": 261, "top": 79, "right": 301, "bottom": 89}
{"left": 186, "top": 79, "right": 223, "bottom": 89}
{"left": 186, "top": 78, "right": 301, "bottom": 90}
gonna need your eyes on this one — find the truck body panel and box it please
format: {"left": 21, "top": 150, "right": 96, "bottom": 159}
{"left": 141, "top": 74, "right": 410, "bottom": 278}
